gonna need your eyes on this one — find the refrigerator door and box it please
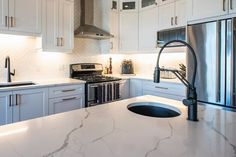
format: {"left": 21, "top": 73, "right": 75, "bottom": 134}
{"left": 187, "top": 20, "right": 226, "bottom": 105}
{"left": 226, "top": 19, "right": 236, "bottom": 107}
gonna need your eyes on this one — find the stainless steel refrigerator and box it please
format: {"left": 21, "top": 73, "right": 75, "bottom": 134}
{"left": 187, "top": 19, "right": 236, "bottom": 108}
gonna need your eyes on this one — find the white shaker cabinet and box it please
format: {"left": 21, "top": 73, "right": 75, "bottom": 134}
{"left": 188, "top": 0, "right": 228, "bottom": 21}
{"left": 158, "top": 2, "right": 175, "bottom": 30}
{"left": 110, "top": 0, "right": 120, "bottom": 53}
{"left": 158, "top": 0, "right": 186, "bottom": 31}
{"left": 130, "top": 79, "right": 143, "bottom": 98}
{"left": 42, "top": 0, "right": 74, "bottom": 52}
{"left": 229, "top": 0, "right": 236, "bottom": 14}
{"left": 119, "top": 0, "right": 139, "bottom": 52}
{"left": 120, "top": 79, "right": 130, "bottom": 99}
{"left": 0, "top": 0, "right": 8, "bottom": 30}
{"left": 8, "top": 0, "right": 42, "bottom": 34}
{"left": 12, "top": 88, "right": 48, "bottom": 123}
{"left": 48, "top": 84, "right": 85, "bottom": 115}
{"left": 139, "top": 0, "right": 158, "bottom": 52}
{"left": 0, "top": 92, "right": 12, "bottom": 125}
{"left": 0, "top": 0, "right": 42, "bottom": 35}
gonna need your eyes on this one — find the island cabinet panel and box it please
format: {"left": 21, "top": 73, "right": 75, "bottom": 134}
{"left": 49, "top": 94, "right": 84, "bottom": 115}
{"left": 0, "top": 92, "right": 12, "bottom": 125}
{"left": 129, "top": 79, "right": 143, "bottom": 98}
{"left": 12, "top": 88, "right": 49, "bottom": 123}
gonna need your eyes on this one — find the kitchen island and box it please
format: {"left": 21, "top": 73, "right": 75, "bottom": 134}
{"left": 0, "top": 95, "right": 235, "bottom": 157}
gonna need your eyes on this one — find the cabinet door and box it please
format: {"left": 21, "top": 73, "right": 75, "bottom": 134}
{"left": 0, "top": 92, "right": 12, "bottom": 125}
{"left": 42, "top": 0, "right": 59, "bottom": 51}
{"left": 0, "top": 0, "right": 8, "bottom": 30}
{"left": 12, "top": 88, "right": 48, "bottom": 123}
{"left": 120, "top": 79, "right": 130, "bottom": 99}
{"left": 175, "top": 0, "right": 187, "bottom": 27}
{"left": 229, "top": 0, "right": 236, "bottom": 14}
{"left": 130, "top": 79, "right": 143, "bottom": 98}
{"left": 49, "top": 95, "right": 84, "bottom": 115}
{"left": 119, "top": 12, "right": 139, "bottom": 52}
{"left": 189, "top": 0, "right": 228, "bottom": 21}
{"left": 139, "top": 7, "right": 158, "bottom": 52}
{"left": 8, "top": 0, "right": 42, "bottom": 34}
{"left": 58, "top": 0, "right": 74, "bottom": 51}
{"left": 110, "top": 1, "right": 120, "bottom": 53}
{"left": 158, "top": 3, "right": 175, "bottom": 31}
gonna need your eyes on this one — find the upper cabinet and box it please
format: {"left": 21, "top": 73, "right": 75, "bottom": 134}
{"left": 0, "top": 0, "right": 42, "bottom": 35}
{"left": 187, "top": 0, "right": 236, "bottom": 22}
{"left": 229, "top": 0, "right": 236, "bottom": 14}
{"left": 139, "top": 0, "right": 158, "bottom": 52}
{"left": 119, "top": 0, "right": 139, "bottom": 52}
{"left": 41, "top": 0, "right": 74, "bottom": 52}
{"left": 158, "top": 0, "right": 186, "bottom": 31}
{"left": 110, "top": 0, "right": 120, "bottom": 53}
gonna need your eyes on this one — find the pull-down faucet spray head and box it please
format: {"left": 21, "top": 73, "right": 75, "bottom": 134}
{"left": 154, "top": 40, "right": 198, "bottom": 122}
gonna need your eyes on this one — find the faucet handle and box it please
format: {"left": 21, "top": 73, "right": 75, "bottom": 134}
{"left": 11, "top": 69, "right": 15, "bottom": 76}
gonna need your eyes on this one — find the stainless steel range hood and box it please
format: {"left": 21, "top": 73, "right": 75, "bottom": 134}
{"left": 74, "top": 0, "right": 114, "bottom": 40}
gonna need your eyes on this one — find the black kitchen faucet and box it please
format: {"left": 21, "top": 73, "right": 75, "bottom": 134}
{"left": 5, "top": 56, "right": 15, "bottom": 83}
{"left": 154, "top": 40, "right": 198, "bottom": 122}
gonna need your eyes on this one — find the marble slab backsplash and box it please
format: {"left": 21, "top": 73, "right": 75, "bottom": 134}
{"left": 0, "top": 34, "right": 185, "bottom": 82}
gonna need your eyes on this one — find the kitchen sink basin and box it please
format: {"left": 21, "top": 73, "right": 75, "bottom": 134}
{"left": 127, "top": 102, "right": 181, "bottom": 118}
{"left": 0, "top": 81, "right": 36, "bottom": 88}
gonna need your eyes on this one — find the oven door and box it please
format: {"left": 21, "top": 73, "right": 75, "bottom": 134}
{"left": 87, "top": 81, "right": 121, "bottom": 107}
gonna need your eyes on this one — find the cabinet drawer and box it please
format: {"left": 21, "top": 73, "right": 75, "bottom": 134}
{"left": 49, "top": 84, "right": 84, "bottom": 98}
{"left": 143, "top": 90, "right": 185, "bottom": 101}
{"left": 49, "top": 94, "right": 85, "bottom": 115}
{"left": 142, "top": 80, "right": 186, "bottom": 97}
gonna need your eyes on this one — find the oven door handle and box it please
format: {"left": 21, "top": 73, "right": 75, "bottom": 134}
{"left": 89, "top": 85, "right": 98, "bottom": 88}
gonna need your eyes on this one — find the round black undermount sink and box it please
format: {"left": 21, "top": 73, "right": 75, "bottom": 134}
{"left": 127, "top": 102, "right": 181, "bottom": 118}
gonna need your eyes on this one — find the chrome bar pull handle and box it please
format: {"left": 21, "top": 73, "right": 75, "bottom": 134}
{"left": 230, "top": 0, "right": 233, "bottom": 10}
{"left": 223, "top": 0, "right": 226, "bottom": 11}
{"left": 175, "top": 16, "right": 178, "bottom": 25}
{"left": 56, "top": 37, "right": 60, "bottom": 46}
{"left": 10, "top": 17, "right": 14, "bottom": 27}
{"left": 60, "top": 38, "right": 64, "bottom": 46}
{"left": 171, "top": 17, "right": 174, "bottom": 26}
{"left": 5, "top": 16, "right": 8, "bottom": 27}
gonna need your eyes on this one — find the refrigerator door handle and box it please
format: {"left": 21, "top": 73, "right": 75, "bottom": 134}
{"left": 215, "top": 21, "right": 221, "bottom": 102}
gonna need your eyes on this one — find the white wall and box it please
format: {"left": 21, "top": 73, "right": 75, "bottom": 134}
{"left": 0, "top": 0, "right": 186, "bottom": 82}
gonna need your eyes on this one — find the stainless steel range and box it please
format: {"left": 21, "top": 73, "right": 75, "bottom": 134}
{"left": 70, "top": 63, "right": 122, "bottom": 107}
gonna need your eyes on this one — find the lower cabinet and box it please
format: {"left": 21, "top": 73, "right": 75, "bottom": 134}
{"left": 142, "top": 80, "right": 186, "bottom": 101}
{"left": 120, "top": 79, "right": 130, "bottom": 100}
{"left": 12, "top": 88, "right": 49, "bottom": 123}
{"left": 129, "top": 79, "right": 143, "bottom": 98}
{"left": 49, "top": 95, "right": 84, "bottom": 115}
{"left": 0, "top": 84, "right": 85, "bottom": 126}
{"left": 0, "top": 92, "right": 12, "bottom": 125}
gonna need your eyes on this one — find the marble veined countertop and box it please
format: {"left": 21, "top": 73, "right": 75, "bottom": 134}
{"left": 0, "top": 78, "right": 86, "bottom": 92}
{"left": 0, "top": 95, "right": 235, "bottom": 157}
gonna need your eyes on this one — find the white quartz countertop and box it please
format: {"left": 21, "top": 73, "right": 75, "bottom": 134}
{"left": 105, "top": 74, "right": 182, "bottom": 84}
{"left": 0, "top": 95, "right": 235, "bottom": 157}
{"left": 0, "top": 78, "right": 86, "bottom": 92}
